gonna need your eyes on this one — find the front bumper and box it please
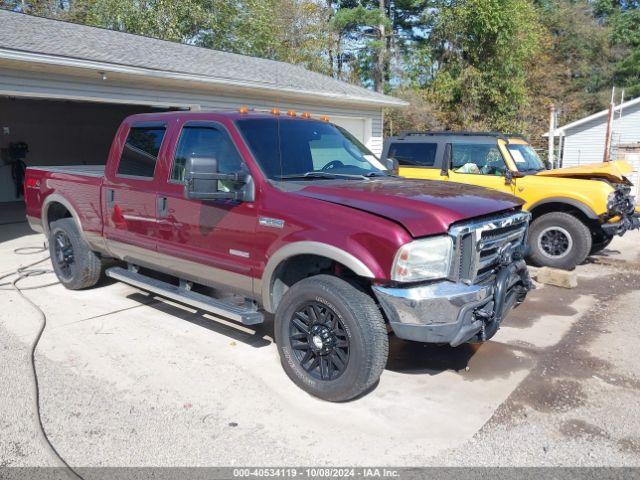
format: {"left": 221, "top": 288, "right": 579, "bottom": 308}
{"left": 602, "top": 211, "right": 640, "bottom": 236}
{"left": 373, "top": 260, "right": 531, "bottom": 346}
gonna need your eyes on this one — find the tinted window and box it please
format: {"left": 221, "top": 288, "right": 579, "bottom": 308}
{"left": 388, "top": 142, "right": 438, "bottom": 167}
{"left": 236, "top": 118, "right": 384, "bottom": 179}
{"left": 451, "top": 143, "right": 507, "bottom": 176}
{"left": 171, "top": 125, "right": 244, "bottom": 190}
{"left": 117, "top": 126, "right": 165, "bottom": 178}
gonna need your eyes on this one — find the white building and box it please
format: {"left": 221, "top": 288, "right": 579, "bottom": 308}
{"left": 548, "top": 97, "right": 640, "bottom": 190}
{"left": 0, "top": 10, "right": 406, "bottom": 218}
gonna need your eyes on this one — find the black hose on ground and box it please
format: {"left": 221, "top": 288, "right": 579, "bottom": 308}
{"left": 1, "top": 244, "right": 85, "bottom": 480}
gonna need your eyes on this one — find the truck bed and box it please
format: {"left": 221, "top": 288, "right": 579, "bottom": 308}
{"left": 25, "top": 164, "right": 105, "bottom": 237}
{"left": 32, "top": 165, "right": 105, "bottom": 177}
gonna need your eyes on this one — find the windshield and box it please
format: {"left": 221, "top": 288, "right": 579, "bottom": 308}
{"left": 507, "top": 144, "right": 546, "bottom": 172}
{"left": 235, "top": 118, "right": 387, "bottom": 180}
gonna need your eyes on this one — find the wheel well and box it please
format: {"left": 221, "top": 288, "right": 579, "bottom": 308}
{"left": 46, "top": 201, "right": 73, "bottom": 228}
{"left": 270, "top": 254, "right": 362, "bottom": 312}
{"left": 529, "top": 202, "right": 594, "bottom": 226}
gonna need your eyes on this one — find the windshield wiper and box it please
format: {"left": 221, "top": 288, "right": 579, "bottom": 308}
{"left": 276, "top": 171, "right": 367, "bottom": 180}
{"left": 363, "top": 171, "right": 389, "bottom": 177}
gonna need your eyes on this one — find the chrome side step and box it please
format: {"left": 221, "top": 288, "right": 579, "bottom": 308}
{"left": 105, "top": 266, "right": 264, "bottom": 325}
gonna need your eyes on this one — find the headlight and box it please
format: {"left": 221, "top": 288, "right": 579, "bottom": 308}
{"left": 391, "top": 235, "right": 453, "bottom": 282}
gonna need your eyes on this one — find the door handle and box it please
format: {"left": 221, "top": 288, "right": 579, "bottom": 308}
{"left": 106, "top": 189, "right": 115, "bottom": 208}
{"left": 157, "top": 196, "right": 168, "bottom": 218}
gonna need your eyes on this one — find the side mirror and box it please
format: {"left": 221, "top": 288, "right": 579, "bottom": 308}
{"left": 504, "top": 169, "right": 523, "bottom": 185}
{"left": 385, "top": 157, "right": 399, "bottom": 175}
{"left": 183, "top": 156, "right": 249, "bottom": 201}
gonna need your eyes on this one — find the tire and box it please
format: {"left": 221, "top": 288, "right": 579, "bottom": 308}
{"left": 274, "top": 274, "right": 388, "bottom": 402}
{"left": 48, "top": 218, "right": 103, "bottom": 290}
{"left": 590, "top": 230, "right": 614, "bottom": 255}
{"left": 527, "top": 212, "right": 592, "bottom": 270}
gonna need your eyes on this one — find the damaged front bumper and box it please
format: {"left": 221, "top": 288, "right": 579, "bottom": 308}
{"left": 601, "top": 185, "right": 640, "bottom": 236}
{"left": 373, "top": 260, "right": 532, "bottom": 347}
{"left": 602, "top": 211, "right": 640, "bottom": 236}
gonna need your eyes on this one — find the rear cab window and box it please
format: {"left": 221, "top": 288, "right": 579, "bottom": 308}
{"left": 387, "top": 142, "right": 438, "bottom": 167}
{"left": 117, "top": 125, "right": 166, "bottom": 179}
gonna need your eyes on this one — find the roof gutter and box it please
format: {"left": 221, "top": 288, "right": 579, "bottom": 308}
{"left": 0, "top": 48, "right": 409, "bottom": 108}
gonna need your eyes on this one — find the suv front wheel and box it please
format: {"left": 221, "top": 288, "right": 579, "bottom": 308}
{"left": 528, "top": 212, "right": 592, "bottom": 270}
{"left": 274, "top": 274, "right": 388, "bottom": 402}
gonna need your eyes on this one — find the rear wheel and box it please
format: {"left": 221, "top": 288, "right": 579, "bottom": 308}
{"left": 49, "top": 218, "right": 103, "bottom": 289}
{"left": 274, "top": 274, "right": 388, "bottom": 402}
{"left": 528, "top": 212, "right": 592, "bottom": 270}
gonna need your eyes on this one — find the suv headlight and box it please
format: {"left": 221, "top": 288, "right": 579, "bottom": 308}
{"left": 391, "top": 235, "right": 453, "bottom": 282}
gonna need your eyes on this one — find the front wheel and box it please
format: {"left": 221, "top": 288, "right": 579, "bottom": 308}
{"left": 590, "top": 229, "right": 614, "bottom": 255}
{"left": 527, "top": 212, "right": 592, "bottom": 270}
{"left": 274, "top": 274, "right": 388, "bottom": 402}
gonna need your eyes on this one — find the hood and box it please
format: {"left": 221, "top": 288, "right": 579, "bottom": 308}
{"left": 292, "top": 178, "right": 523, "bottom": 237}
{"left": 534, "top": 160, "right": 633, "bottom": 183}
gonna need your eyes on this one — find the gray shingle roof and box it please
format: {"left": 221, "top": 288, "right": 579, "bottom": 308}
{"left": 0, "top": 9, "right": 406, "bottom": 107}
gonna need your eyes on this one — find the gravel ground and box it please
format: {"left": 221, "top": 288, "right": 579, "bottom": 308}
{"left": 1, "top": 223, "right": 639, "bottom": 470}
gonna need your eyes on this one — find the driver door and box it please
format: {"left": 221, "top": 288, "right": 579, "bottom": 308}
{"left": 155, "top": 121, "right": 257, "bottom": 297}
{"left": 446, "top": 142, "right": 517, "bottom": 196}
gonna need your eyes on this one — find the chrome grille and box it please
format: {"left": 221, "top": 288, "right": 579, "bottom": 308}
{"left": 449, "top": 211, "right": 530, "bottom": 284}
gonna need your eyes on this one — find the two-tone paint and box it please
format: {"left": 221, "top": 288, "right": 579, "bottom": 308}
{"left": 25, "top": 111, "right": 524, "bottom": 313}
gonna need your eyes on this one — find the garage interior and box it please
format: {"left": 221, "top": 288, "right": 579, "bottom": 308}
{"left": 0, "top": 96, "right": 167, "bottom": 225}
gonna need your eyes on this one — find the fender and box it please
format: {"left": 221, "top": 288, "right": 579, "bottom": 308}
{"left": 41, "top": 194, "right": 108, "bottom": 253}
{"left": 261, "top": 241, "right": 376, "bottom": 313}
{"left": 526, "top": 197, "right": 599, "bottom": 220}
{"left": 41, "top": 193, "right": 85, "bottom": 237}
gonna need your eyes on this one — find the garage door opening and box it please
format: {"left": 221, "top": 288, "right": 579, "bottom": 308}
{"left": 0, "top": 97, "right": 171, "bottom": 225}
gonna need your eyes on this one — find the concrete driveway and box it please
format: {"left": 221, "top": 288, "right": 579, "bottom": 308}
{"left": 1, "top": 222, "right": 639, "bottom": 467}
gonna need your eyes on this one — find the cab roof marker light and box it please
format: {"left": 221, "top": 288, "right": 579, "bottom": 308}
{"left": 319, "top": 115, "right": 330, "bottom": 122}
{"left": 287, "top": 110, "right": 297, "bottom": 117}
{"left": 301, "top": 112, "right": 311, "bottom": 119}
{"left": 271, "top": 108, "right": 281, "bottom": 116}
{"left": 238, "top": 105, "right": 249, "bottom": 114}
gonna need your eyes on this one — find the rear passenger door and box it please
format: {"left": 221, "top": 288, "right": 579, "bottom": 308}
{"left": 388, "top": 141, "right": 446, "bottom": 180}
{"left": 103, "top": 121, "right": 167, "bottom": 264}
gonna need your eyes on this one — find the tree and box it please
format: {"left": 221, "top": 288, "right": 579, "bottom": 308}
{"left": 424, "top": 0, "right": 543, "bottom": 131}
{"left": 596, "top": 1, "right": 640, "bottom": 96}
{"left": 329, "top": 0, "right": 425, "bottom": 92}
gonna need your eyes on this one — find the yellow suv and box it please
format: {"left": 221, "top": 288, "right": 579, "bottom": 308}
{"left": 383, "top": 131, "right": 640, "bottom": 269}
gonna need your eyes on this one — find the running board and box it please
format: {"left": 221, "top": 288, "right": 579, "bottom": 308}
{"left": 105, "top": 266, "right": 264, "bottom": 325}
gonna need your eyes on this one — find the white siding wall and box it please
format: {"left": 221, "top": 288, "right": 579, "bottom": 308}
{"left": 0, "top": 67, "right": 385, "bottom": 155}
{"left": 562, "top": 103, "right": 640, "bottom": 167}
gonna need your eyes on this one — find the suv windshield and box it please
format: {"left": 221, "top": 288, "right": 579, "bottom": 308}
{"left": 507, "top": 144, "right": 546, "bottom": 172}
{"left": 235, "top": 118, "right": 387, "bottom": 180}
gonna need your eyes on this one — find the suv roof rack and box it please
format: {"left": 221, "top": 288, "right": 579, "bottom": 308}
{"left": 396, "top": 131, "right": 529, "bottom": 144}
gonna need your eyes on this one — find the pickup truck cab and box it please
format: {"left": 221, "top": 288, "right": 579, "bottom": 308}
{"left": 25, "top": 111, "right": 532, "bottom": 401}
{"left": 383, "top": 131, "right": 640, "bottom": 270}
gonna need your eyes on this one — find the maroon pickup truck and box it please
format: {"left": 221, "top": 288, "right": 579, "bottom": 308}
{"left": 25, "top": 110, "right": 532, "bottom": 401}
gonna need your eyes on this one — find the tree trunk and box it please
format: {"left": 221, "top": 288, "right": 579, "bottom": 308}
{"left": 374, "top": 0, "right": 387, "bottom": 92}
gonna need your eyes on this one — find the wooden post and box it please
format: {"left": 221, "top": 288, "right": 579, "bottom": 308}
{"left": 603, "top": 88, "right": 615, "bottom": 162}
{"left": 548, "top": 104, "right": 555, "bottom": 168}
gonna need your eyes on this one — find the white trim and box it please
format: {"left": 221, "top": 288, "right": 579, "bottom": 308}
{"left": 545, "top": 96, "right": 640, "bottom": 137}
{"left": 0, "top": 87, "right": 193, "bottom": 108}
{"left": 0, "top": 48, "right": 409, "bottom": 108}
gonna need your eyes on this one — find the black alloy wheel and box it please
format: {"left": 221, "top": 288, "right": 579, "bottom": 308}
{"left": 539, "top": 226, "right": 572, "bottom": 258}
{"left": 53, "top": 230, "right": 75, "bottom": 280}
{"left": 289, "top": 301, "right": 350, "bottom": 381}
